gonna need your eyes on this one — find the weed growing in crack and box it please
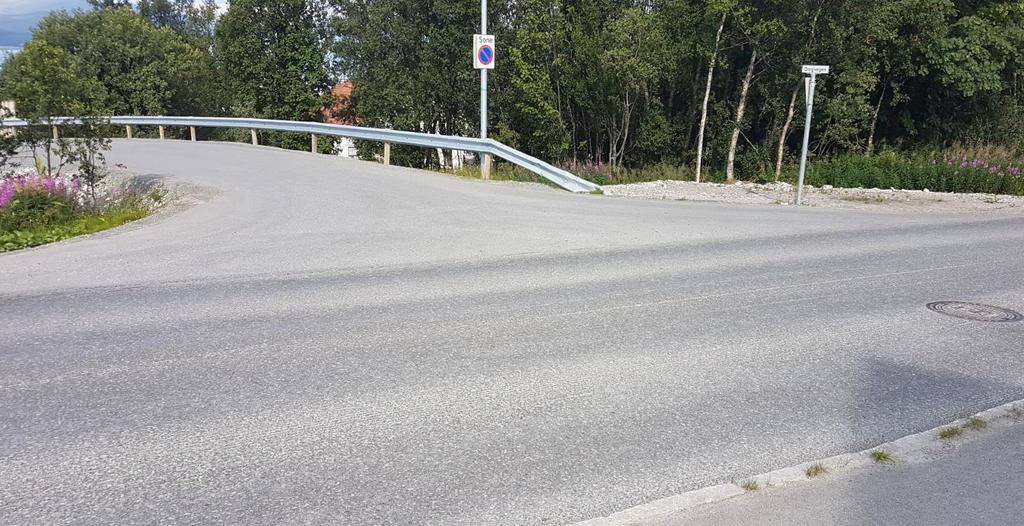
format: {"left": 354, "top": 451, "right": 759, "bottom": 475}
{"left": 939, "top": 426, "right": 963, "bottom": 439}
{"left": 805, "top": 463, "right": 827, "bottom": 478}
{"left": 739, "top": 480, "right": 760, "bottom": 491}
{"left": 963, "top": 418, "right": 988, "bottom": 431}
{"left": 870, "top": 450, "right": 893, "bottom": 463}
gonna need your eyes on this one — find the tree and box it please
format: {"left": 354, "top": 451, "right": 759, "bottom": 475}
{"left": 695, "top": 10, "right": 728, "bottom": 182}
{"left": 137, "top": 0, "right": 219, "bottom": 48}
{"left": 601, "top": 8, "right": 672, "bottom": 170}
{"left": 0, "top": 106, "right": 21, "bottom": 176}
{"left": 334, "top": 0, "right": 484, "bottom": 167}
{"left": 216, "top": 0, "right": 333, "bottom": 150}
{"left": 0, "top": 41, "right": 109, "bottom": 177}
{"left": 27, "top": 8, "right": 221, "bottom": 117}
{"left": 0, "top": 40, "right": 112, "bottom": 204}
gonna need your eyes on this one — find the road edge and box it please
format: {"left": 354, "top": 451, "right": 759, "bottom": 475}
{"left": 571, "top": 398, "right": 1024, "bottom": 526}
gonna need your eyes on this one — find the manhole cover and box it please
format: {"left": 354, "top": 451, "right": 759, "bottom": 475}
{"left": 926, "top": 301, "right": 1023, "bottom": 322}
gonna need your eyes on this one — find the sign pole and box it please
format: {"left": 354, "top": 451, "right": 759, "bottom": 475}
{"left": 479, "top": 0, "right": 491, "bottom": 179}
{"left": 795, "top": 65, "right": 829, "bottom": 206}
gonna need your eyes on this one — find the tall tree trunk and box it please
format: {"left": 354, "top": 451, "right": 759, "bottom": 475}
{"left": 695, "top": 12, "right": 727, "bottom": 183}
{"left": 866, "top": 81, "right": 887, "bottom": 155}
{"left": 774, "top": 85, "right": 799, "bottom": 181}
{"left": 726, "top": 48, "right": 757, "bottom": 184}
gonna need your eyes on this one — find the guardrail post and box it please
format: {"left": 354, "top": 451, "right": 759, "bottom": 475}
{"left": 250, "top": 129, "right": 258, "bottom": 145}
{"left": 125, "top": 125, "right": 133, "bottom": 139}
{"left": 311, "top": 134, "right": 319, "bottom": 153}
{"left": 52, "top": 126, "right": 59, "bottom": 139}
{"left": 481, "top": 153, "right": 492, "bottom": 180}
{"left": 383, "top": 142, "right": 391, "bottom": 165}
{"left": 158, "top": 125, "right": 165, "bottom": 140}
{"left": 190, "top": 126, "right": 197, "bottom": 142}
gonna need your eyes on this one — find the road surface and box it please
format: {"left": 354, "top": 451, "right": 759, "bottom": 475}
{"left": 2, "top": 140, "right": 1023, "bottom": 524}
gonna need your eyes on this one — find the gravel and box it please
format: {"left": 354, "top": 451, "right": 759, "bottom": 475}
{"left": 603, "top": 179, "right": 1024, "bottom": 214}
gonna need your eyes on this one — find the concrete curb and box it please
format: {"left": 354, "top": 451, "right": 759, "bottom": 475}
{"left": 572, "top": 399, "right": 1024, "bottom": 526}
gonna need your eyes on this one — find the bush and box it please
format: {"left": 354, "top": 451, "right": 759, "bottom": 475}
{"left": 0, "top": 189, "right": 79, "bottom": 232}
{"left": 0, "top": 171, "right": 153, "bottom": 252}
{"left": 562, "top": 161, "right": 699, "bottom": 185}
{"left": 777, "top": 149, "right": 1024, "bottom": 196}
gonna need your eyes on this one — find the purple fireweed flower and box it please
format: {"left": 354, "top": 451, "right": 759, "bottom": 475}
{"left": 0, "top": 171, "right": 84, "bottom": 209}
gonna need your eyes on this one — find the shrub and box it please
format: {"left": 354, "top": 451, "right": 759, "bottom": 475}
{"left": 0, "top": 169, "right": 154, "bottom": 251}
{"left": 777, "top": 149, "right": 1024, "bottom": 196}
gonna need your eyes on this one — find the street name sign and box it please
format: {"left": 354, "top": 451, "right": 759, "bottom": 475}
{"left": 801, "top": 65, "right": 830, "bottom": 75}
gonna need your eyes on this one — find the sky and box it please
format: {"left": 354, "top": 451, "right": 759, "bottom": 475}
{"left": 0, "top": 0, "right": 228, "bottom": 49}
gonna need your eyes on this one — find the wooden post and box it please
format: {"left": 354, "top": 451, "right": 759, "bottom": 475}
{"left": 125, "top": 125, "right": 133, "bottom": 139}
{"left": 158, "top": 125, "right": 165, "bottom": 140}
{"left": 311, "top": 133, "right": 318, "bottom": 153}
{"left": 250, "top": 129, "right": 258, "bottom": 145}
{"left": 481, "top": 153, "right": 492, "bottom": 180}
{"left": 190, "top": 126, "right": 197, "bottom": 142}
{"left": 383, "top": 142, "right": 391, "bottom": 165}
{"left": 52, "top": 126, "right": 59, "bottom": 139}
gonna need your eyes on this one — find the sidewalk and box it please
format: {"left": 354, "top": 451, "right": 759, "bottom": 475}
{"left": 649, "top": 421, "right": 1024, "bottom": 526}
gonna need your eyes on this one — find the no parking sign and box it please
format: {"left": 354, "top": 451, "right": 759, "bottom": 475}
{"left": 473, "top": 34, "right": 495, "bottom": 69}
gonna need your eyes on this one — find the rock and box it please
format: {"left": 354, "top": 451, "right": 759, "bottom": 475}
{"left": 923, "top": 188, "right": 929, "bottom": 192}
{"left": 822, "top": 185, "right": 833, "bottom": 190}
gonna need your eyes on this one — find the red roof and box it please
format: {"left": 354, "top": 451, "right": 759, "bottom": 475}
{"left": 323, "top": 81, "right": 357, "bottom": 125}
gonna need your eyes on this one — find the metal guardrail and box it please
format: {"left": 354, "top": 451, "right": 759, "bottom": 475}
{"left": 3, "top": 116, "right": 600, "bottom": 193}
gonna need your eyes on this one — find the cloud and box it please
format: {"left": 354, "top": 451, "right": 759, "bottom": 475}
{"left": 0, "top": 0, "right": 89, "bottom": 46}
{"left": 0, "top": 1, "right": 230, "bottom": 47}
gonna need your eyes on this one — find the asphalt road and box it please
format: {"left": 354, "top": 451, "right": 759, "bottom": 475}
{"left": 2, "top": 140, "right": 1023, "bottom": 525}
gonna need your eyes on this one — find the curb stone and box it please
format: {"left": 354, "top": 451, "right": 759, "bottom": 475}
{"left": 571, "top": 399, "right": 1024, "bottom": 526}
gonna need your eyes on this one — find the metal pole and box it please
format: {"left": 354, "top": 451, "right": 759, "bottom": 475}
{"left": 795, "top": 74, "right": 816, "bottom": 206}
{"left": 479, "top": 0, "right": 491, "bottom": 179}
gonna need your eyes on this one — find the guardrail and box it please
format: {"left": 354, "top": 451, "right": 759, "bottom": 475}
{"left": 2, "top": 116, "right": 600, "bottom": 193}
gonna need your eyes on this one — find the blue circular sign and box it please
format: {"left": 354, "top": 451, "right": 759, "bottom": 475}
{"left": 478, "top": 45, "right": 494, "bottom": 66}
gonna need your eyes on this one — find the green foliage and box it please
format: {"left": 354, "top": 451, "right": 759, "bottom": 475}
{"left": 0, "top": 37, "right": 113, "bottom": 191}
{"left": 136, "top": 0, "right": 219, "bottom": 47}
{"left": 870, "top": 450, "right": 893, "bottom": 463}
{"left": 0, "top": 108, "right": 19, "bottom": 176}
{"left": 0, "top": 190, "right": 78, "bottom": 232}
{"left": 779, "top": 150, "right": 1024, "bottom": 196}
{"left": 13, "top": 7, "right": 221, "bottom": 117}
{"left": 939, "top": 426, "right": 963, "bottom": 439}
{"left": 3, "top": 0, "right": 1024, "bottom": 193}
{"left": 0, "top": 206, "right": 147, "bottom": 252}
{"left": 805, "top": 463, "right": 828, "bottom": 478}
{"left": 963, "top": 417, "right": 988, "bottom": 431}
{"left": 215, "top": 0, "right": 333, "bottom": 151}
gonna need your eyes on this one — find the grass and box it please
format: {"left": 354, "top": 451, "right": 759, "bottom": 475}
{"left": 805, "top": 463, "right": 828, "bottom": 478}
{"left": 938, "top": 426, "right": 964, "bottom": 440}
{"left": 779, "top": 149, "right": 1024, "bottom": 196}
{"left": 963, "top": 418, "right": 988, "bottom": 431}
{"left": 449, "top": 164, "right": 559, "bottom": 187}
{"left": 0, "top": 206, "right": 147, "bottom": 252}
{"left": 870, "top": 450, "right": 893, "bottom": 463}
{"left": 739, "top": 480, "right": 760, "bottom": 491}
